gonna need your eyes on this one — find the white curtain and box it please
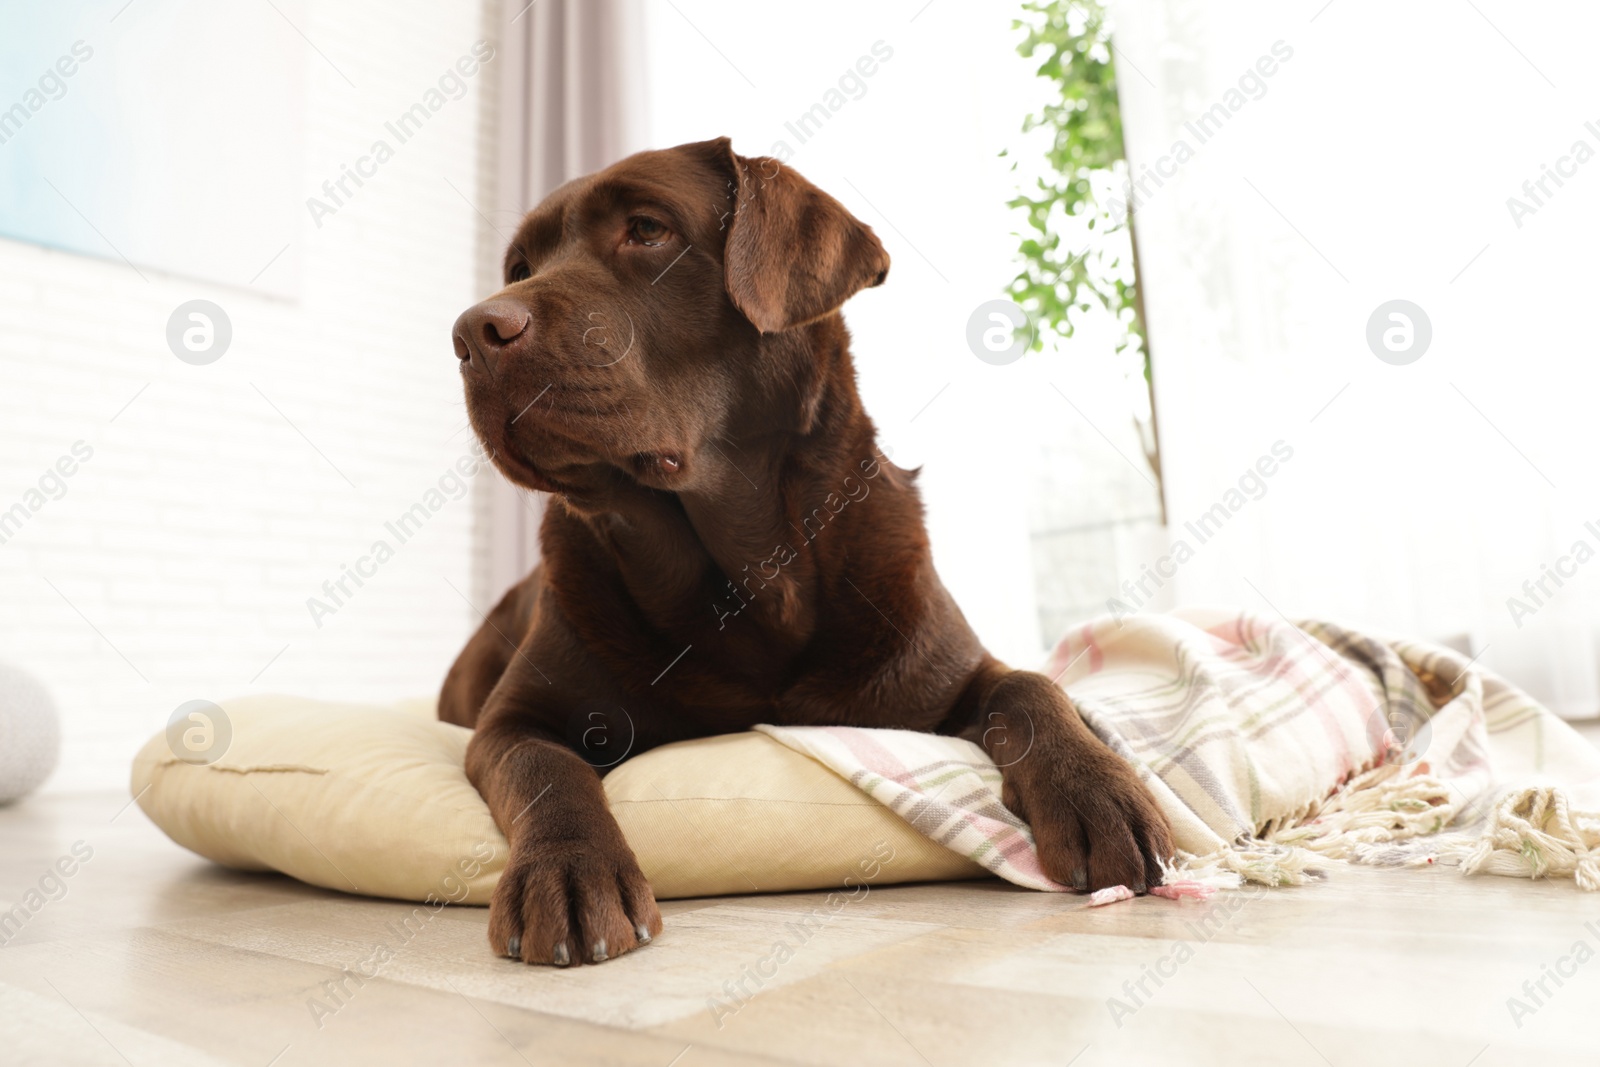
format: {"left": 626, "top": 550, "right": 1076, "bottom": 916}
{"left": 1114, "top": 0, "right": 1600, "bottom": 717}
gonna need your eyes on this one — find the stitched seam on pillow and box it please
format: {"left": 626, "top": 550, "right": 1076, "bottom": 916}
{"left": 206, "top": 765, "right": 329, "bottom": 775}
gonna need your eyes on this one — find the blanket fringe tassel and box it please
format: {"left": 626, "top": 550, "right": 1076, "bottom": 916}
{"left": 1434, "top": 788, "right": 1600, "bottom": 891}
{"left": 1174, "top": 844, "right": 1328, "bottom": 889}
{"left": 1226, "top": 763, "right": 1600, "bottom": 891}
{"left": 1265, "top": 763, "right": 1458, "bottom": 857}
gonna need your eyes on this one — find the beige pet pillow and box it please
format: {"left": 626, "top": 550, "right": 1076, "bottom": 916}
{"left": 132, "top": 695, "right": 984, "bottom": 903}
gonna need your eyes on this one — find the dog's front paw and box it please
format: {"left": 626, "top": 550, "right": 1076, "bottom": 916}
{"left": 489, "top": 839, "right": 662, "bottom": 966}
{"left": 1007, "top": 751, "right": 1174, "bottom": 895}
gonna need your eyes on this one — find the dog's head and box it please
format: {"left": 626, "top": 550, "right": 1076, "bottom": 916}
{"left": 453, "top": 138, "right": 889, "bottom": 498}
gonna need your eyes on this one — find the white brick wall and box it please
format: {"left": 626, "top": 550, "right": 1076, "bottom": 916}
{"left": 0, "top": 0, "right": 508, "bottom": 792}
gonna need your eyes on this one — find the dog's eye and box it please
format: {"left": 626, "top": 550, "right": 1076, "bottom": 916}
{"left": 628, "top": 217, "right": 670, "bottom": 247}
{"left": 507, "top": 262, "right": 530, "bottom": 283}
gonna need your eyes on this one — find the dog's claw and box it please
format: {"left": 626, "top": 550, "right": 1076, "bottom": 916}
{"left": 1071, "top": 868, "right": 1088, "bottom": 891}
{"left": 636, "top": 924, "right": 652, "bottom": 944}
{"left": 552, "top": 942, "right": 570, "bottom": 967}
{"left": 592, "top": 939, "right": 608, "bottom": 962}
{"left": 506, "top": 936, "right": 520, "bottom": 959}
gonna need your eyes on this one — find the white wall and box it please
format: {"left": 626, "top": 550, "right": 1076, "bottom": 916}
{"left": 0, "top": 0, "right": 504, "bottom": 791}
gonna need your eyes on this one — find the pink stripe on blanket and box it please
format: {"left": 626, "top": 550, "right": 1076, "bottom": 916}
{"left": 1078, "top": 621, "right": 1105, "bottom": 675}
{"left": 1195, "top": 613, "right": 1364, "bottom": 779}
{"left": 817, "top": 725, "right": 917, "bottom": 784}
{"left": 1202, "top": 613, "right": 1253, "bottom": 655}
{"left": 1042, "top": 621, "right": 1105, "bottom": 681}
{"left": 816, "top": 726, "right": 1067, "bottom": 889}
{"left": 1252, "top": 622, "right": 1364, "bottom": 779}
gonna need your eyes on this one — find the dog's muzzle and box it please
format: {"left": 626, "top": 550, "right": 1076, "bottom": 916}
{"left": 453, "top": 300, "right": 532, "bottom": 378}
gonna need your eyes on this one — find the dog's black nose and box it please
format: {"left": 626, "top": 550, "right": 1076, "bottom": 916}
{"left": 453, "top": 301, "right": 531, "bottom": 376}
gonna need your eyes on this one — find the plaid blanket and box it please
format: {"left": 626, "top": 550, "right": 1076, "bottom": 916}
{"left": 758, "top": 609, "right": 1600, "bottom": 891}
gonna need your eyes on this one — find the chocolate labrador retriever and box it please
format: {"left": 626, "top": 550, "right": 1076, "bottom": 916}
{"left": 441, "top": 137, "right": 1173, "bottom": 967}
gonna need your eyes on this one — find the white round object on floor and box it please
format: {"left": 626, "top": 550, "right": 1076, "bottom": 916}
{"left": 0, "top": 661, "right": 61, "bottom": 803}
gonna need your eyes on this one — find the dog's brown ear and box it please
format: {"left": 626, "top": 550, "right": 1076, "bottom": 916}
{"left": 703, "top": 138, "right": 890, "bottom": 334}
